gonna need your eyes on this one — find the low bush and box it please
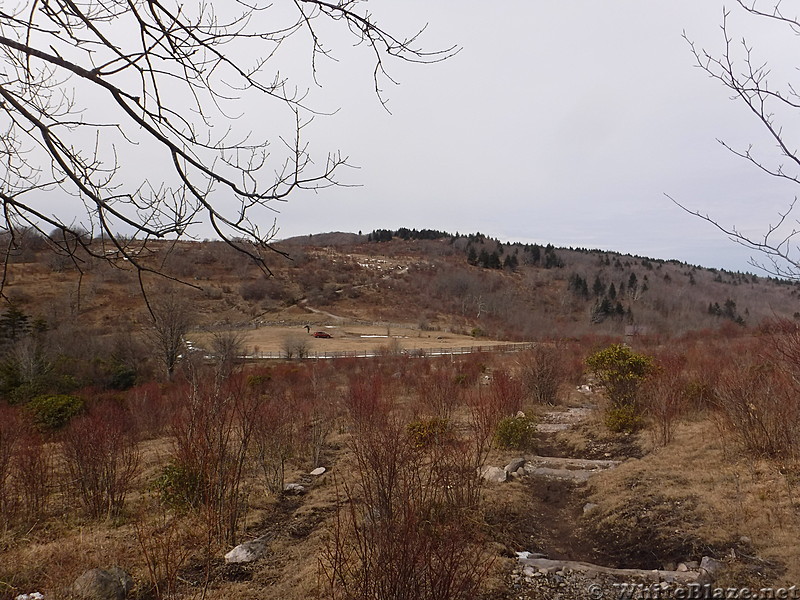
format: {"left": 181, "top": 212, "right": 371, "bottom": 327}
{"left": 407, "top": 417, "right": 451, "bottom": 449}
{"left": 26, "top": 394, "right": 83, "bottom": 430}
{"left": 494, "top": 415, "right": 537, "bottom": 450}
{"left": 604, "top": 404, "right": 643, "bottom": 433}
{"left": 152, "top": 461, "right": 204, "bottom": 510}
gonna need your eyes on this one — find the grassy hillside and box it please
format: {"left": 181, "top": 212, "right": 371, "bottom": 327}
{"left": 2, "top": 228, "right": 800, "bottom": 599}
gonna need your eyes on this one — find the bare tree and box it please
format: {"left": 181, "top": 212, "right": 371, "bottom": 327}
{"left": 0, "top": 2, "right": 455, "bottom": 290}
{"left": 210, "top": 330, "right": 247, "bottom": 377}
{"left": 282, "top": 334, "right": 309, "bottom": 359}
{"left": 675, "top": 2, "right": 800, "bottom": 278}
{"left": 149, "top": 295, "right": 193, "bottom": 380}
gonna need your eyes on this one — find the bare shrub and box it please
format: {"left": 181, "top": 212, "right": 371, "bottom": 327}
{"left": 282, "top": 334, "right": 310, "bottom": 359}
{"left": 125, "top": 382, "right": 172, "bottom": 439}
{"left": 484, "top": 368, "right": 525, "bottom": 416}
{"left": 417, "top": 368, "right": 464, "bottom": 419}
{"left": 12, "top": 424, "right": 52, "bottom": 524}
{"left": 239, "top": 278, "right": 289, "bottom": 303}
{"left": 136, "top": 510, "right": 203, "bottom": 600}
{"left": 713, "top": 360, "right": 800, "bottom": 460}
{"left": 299, "top": 368, "right": 337, "bottom": 468}
{"left": 61, "top": 402, "right": 141, "bottom": 518}
{"left": 518, "top": 344, "right": 567, "bottom": 404}
{"left": 169, "top": 375, "right": 258, "bottom": 544}
{"left": 211, "top": 330, "right": 246, "bottom": 377}
{"left": 640, "top": 353, "right": 688, "bottom": 447}
{"left": 253, "top": 390, "right": 297, "bottom": 494}
{"left": 0, "top": 405, "right": 20, "bottom": 528}
{"left": 321, "top": 416, "right": 491, "bottom": 600}
{"left": 342, "top": 372, "right": 388, "bottom": 427}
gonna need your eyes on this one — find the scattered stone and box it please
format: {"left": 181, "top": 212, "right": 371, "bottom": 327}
{"left": 685, "top": 560, "right": 699, "bottom": 570}
{"left": 739, "top": 535, "right": 751, "bottom": 545}
{"left": 480, "top": 465, "right": 508, "bottom": 483}
{"left": 516, "top": 557, "right": 700, "bottom": 584}
{"left": 71, "top": 567, "right": 133, "bottom": 600}
{"left": 309, "top": 467, "right": 326, "bottom": 476}
{"left": 700, "top": 556, "right": 724, "bottom": 576}
{"left": 504, "top": 457, "right": 526, "bottom": 474}
{"left": 515, "top": 551, "right": 547, "bottom": 560}
{"left": 225, "top": 536, "right": 269, "bottom": 564}
{"left": 283, "top": 483, "right": 306, "bottom": 495}
{"left": 582, "top": 503, "right": 599, "bottom": 514}
{"left": 15, "top": 593, "right": 44, "bottom": 600}
{"left": 515, "top": 411, "right": 526, "bottom": 418}
{"left": 676, "top": 563, "right": 689, "bottom": 572}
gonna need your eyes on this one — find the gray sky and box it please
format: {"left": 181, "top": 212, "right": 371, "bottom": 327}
{"left": 268, "top": 1, "right": 800, "bottom": 273}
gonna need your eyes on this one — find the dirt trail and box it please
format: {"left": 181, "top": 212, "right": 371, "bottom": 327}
{"left": 522, "top": 404, "right": 605, "bottom": 562}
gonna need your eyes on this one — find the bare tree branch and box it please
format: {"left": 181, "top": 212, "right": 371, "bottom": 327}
{"left": 0, "top": 1, "right": 457, "bottom": 295}
{"left": 677, "top": 3, "right": 800, "bottom": 278}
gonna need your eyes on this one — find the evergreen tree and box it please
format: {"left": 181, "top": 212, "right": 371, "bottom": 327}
{"left": 531, "top": 244, "right": 541, "bottom": 264}
{"left": 0, "top": 305, "right": 31, "bottom": 342}
{"left": 592, "top": 275, "right": 606, "bottom": 297}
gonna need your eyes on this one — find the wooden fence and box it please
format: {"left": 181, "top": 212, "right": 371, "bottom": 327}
{"left": 243, "top": 342, "right": 537, "bottom": 361}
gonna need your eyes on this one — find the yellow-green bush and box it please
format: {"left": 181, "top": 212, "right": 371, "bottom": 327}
{"left": 26, "top": 394, "right": 83, "bottom": 430}
{"left": 494, "top": 415, "right": 537, "bottom": 450}
{"left": 407, "top": 417, "right": 451, "bottom": 449}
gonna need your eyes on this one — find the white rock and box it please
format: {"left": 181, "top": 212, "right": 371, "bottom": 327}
{"left": 480, "top": 466, "right": 508, "bottom": 483}
{"left": 583, "top": 502, "right": 599, "bottom": 514}
{"left": 283, "top": 483, "right": 306, "bottom": 495}
{"left": 310, "top": 467, "right": 326, "bottom": 476}
{"left": 225, "top": 537, "right": 268, "bottom": 564}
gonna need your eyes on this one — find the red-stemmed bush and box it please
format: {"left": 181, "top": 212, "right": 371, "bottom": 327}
{"left": 61, "top": 401, "right": 141, "bottom": 518}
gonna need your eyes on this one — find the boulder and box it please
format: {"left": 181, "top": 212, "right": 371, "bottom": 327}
{"left": 504, "top": 458, "right": 526, "bottom": 474}
{"left": 700, "top": 556, "right": 724, "bottom": 576}
{"left": 582, "top": 502, "right": 599, "bottom": 514}
{"left": 283, "top": 483, "right": 306, "bottom": 495}
{"left": 480, "top": 466, "right": 508, "bottom": 483}
{"left": 225, "top": 536, "right": 269, "bottom": 564}
{"left": 71, "top": 567, "right": 133, "bottom": 600}
{"left": 309, "top": 467, "right": 326, "bottom": 476}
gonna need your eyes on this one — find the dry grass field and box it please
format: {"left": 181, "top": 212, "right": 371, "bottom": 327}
{"left": 2, "top": 235, "right": 800, "bottom": 599}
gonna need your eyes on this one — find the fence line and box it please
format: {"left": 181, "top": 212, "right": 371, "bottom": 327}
{"left": 242, "top": 342, "right": 536, "bottom": 361}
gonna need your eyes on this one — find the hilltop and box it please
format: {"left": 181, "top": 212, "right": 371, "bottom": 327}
{"left": 2, "top": 227, "right": 797, "bottom": 345}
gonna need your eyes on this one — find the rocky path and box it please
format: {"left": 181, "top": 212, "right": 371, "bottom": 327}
{"left": 482, "top": 402, "right": 728, "bottom": 598}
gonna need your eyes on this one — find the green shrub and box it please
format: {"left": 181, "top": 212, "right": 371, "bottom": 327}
{"left": 494, "top": 415, "right": 537, "bottom": 450}
{"left": 604, "top": 404, "right": 642, "bottom": 433}
{"left": 586, "top": 344, "right": 654, "bottom": 433}
{"left": 152, "top": 461, "right": 204, "bottom": 509}
{"left": 26, "top": 394, "right": 84, "bottom": 430}
{"left": 585, "top": 344, "right": 654, "bottom": 408}
{"left": 407, "top": 417, "right": 451, "bottom": 449}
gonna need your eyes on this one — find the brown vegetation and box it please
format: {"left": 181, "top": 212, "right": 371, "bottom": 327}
{"left": 1, "top": 231, "right": 800, "bottom": 597}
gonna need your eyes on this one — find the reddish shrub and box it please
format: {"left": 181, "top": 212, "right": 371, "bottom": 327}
{"left": 0, "top": 405, "right": 20, "bottom": 528}
{"left": 61, "top": 402, "right": 141, "bottom": 518}
{"left": 13, "top": 424, "right": 52, "bottom": 523}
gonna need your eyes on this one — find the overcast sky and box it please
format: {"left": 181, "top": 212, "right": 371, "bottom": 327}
{"left": 262, "top": 1, "right": 800, "bottom": 273}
